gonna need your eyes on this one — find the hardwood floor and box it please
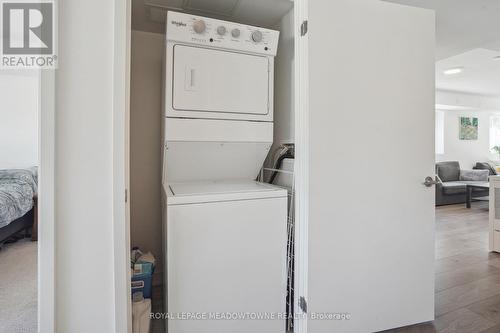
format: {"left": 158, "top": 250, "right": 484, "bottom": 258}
{"left": 383, "top": 202, "right": 500, "bottom": 333}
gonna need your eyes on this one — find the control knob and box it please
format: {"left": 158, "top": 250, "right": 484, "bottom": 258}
{"left": 193, "top": 20, "right": 206, "bottom": 34}
{"left": 231, "top": 28, "right": 241, "bottom": 38}
{"left": 217, "top": 26, "right": 227, "bottom": 36}
{"left": 251, "top": 30, "right": 263, "bottom": 42}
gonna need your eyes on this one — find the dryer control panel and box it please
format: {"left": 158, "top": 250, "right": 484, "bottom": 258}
{"left": 166, "top": 11, "right": 280, "bottom": 56}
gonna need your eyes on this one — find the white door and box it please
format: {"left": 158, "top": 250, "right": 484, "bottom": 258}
{"left": 172, "top": 45, "right": 270, "bottom": 115}
{"left": 306, "top": 1, "right": 435, "bottom": 332}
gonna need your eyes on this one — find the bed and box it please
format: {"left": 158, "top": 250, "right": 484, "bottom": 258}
{"left": 0, "top": 168, "right": 38, "bottom": 245}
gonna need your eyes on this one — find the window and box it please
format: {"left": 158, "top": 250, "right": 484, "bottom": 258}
{"left": 490, "top": 116, "right": 500, "bottom": 159}
{"left": 435, "top": 110, "right": 444, "bottom": 155}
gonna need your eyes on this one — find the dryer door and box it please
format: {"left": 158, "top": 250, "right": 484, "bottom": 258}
{"left": 171, "top": 45, "right": 270, "bottom": 117}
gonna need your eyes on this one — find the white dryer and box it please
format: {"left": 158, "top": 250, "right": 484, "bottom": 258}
{"left": 165, "top": 11, "right": 279, "bottom": 122}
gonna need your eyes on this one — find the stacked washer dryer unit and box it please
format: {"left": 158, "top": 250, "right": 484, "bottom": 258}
{"left": 162, "top": 11, "right": 286, "bottom": 333}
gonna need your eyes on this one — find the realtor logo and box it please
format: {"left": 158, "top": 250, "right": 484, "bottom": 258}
{"left": 1, "top": 0, "right": 57, "bottom": 68}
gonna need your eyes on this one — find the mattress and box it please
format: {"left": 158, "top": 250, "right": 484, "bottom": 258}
{"left": 0, "top": 169, "right": 37, "bottom": 228}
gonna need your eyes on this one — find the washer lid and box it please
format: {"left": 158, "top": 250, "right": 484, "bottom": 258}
{"left": 167, "top": 180, "right": 287, "bottom": 205}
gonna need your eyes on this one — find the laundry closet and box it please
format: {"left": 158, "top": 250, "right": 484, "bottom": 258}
{"left": 129, "top": 1, "right": 298, "bottom": 332}
{"left": 128, "top": 0, "right": 439, "bottom": 332}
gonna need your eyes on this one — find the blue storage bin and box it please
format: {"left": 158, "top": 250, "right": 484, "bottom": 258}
{"left": 131, "top": 263, "right": 155, "bottom": 299}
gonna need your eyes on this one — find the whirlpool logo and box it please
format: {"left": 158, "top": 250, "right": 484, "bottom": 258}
{"left": 171, "top": 20, "right": 187, "bottom": 27}
{"left": 1, "top": 0, "right": 57, "bottom": 68}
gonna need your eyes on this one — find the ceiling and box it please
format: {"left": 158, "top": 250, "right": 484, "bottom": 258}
{"left": 385, "top": 0, "right": 500, "bottom": 60}
{"left": 436, "top": 48, "right": 500, "bottom": 97}
{"left": 132, "top": 0, "right": 293, "bottom": 34}
{"left": 386, "top": 0, "right": 500, "bottom": 97}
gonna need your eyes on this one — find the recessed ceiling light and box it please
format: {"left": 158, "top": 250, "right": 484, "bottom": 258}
{"left": 443, "top": 67, "right": 464, "bottom": 75}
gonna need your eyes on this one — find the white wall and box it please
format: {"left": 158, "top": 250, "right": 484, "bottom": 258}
{"left": 0, "top": 71, "right": 39, "bottom": 169}
{"left": 55, "top": 1, "right": 119, "bottom": 331}
{"left": 437, "top": 90, "right": 500, "bottom": 110}
{"left": 436, "top": 110, "right": 500, "bottom": 169}
{"left": 273, "top": 9, "right": 295, "bottom": 146}
{"left": 129, "top": 30, "right": 164, "bottom": 284}
{"left": 264, "top": 9, "right": 295, "bottom": 177}
{"left": 436, "top": 90, "right": 500, "bottom": 169}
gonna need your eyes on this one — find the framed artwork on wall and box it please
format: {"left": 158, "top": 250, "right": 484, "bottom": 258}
{"left": 459, "top": 116, "right": 478, "bottom": 140}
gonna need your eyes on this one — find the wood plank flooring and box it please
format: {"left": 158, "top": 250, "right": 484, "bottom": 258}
{"left": 383, "top": 202, "right": 500, "bottom": 333}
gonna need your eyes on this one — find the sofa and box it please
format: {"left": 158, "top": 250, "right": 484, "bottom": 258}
{"left": 435, "top": 161, "right": 490, "bottom": 206}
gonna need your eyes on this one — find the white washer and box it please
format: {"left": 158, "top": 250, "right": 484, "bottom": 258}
{"left": 165, "top": 180, "right": 288, "bottom": 333}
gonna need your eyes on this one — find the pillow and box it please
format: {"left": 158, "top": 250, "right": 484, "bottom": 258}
{"left": 459, "top": 169, "right": 489, "bottom": 181}
{"left": 436, "top": 162, "right": 460, "bottom": 182}
{"left": 475, "top": 162, "right": 497, "bottom": 175}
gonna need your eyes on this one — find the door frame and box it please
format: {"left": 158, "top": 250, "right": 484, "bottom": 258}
{"left": 294, "top": 0, "right": 309, "bottom": 333}
{"left": 112, "top": 0, "right": 132, "bottom": 332}
{"left": 38, "top": 69, "right": 55, "bottom": 333}
{"left": 38, "top": 1, "right": 132, "bottom": 331}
